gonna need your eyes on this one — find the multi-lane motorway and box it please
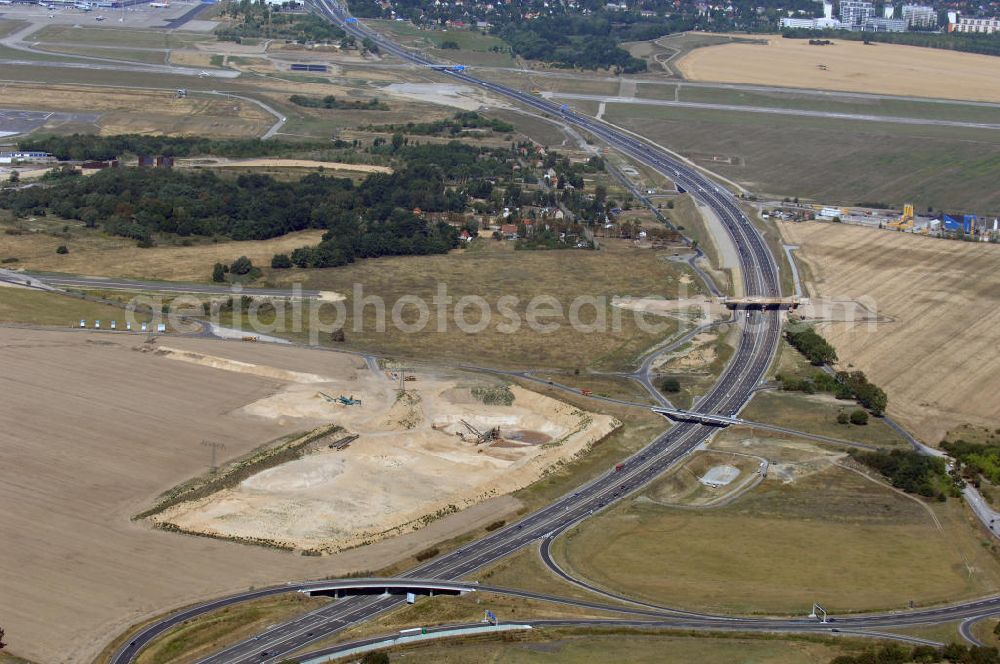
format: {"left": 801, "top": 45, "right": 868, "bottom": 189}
{"left": 108, "top": 5, "right": 999, "bottom": 663}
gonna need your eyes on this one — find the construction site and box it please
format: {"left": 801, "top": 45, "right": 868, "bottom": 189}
{"left": 145, "top": 342, "right": 619, "bottom": 553}
{"left": 764, "top": 201, "right": 999, "bottom": 239}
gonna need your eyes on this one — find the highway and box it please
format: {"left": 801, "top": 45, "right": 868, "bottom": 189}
{"left": 107, "top": 5, "right": 998, "bottom": 662}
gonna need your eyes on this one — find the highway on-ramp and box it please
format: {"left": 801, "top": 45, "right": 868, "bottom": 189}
{"left": 107, "top": 5, "right": 998, "bottom": 663}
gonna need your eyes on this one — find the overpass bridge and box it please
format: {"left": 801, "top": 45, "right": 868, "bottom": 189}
{"left": 298, "top": 579, "right": 478, "bottom": 600}
{"left": 650, "top": 406, "right": 744, "bottom": 426}
{"left": 719, "top": 296, "right": 807, "bottom": 310}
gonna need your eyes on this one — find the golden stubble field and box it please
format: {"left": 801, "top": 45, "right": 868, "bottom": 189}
{"left": 779, "top": 221, "right": 1000, "bottom": 443}
{"left": 677, "top": 34, "right": 1000, "bottom": 103}
{"left": 0, "top": 329, "right": 543, "bottom": 664}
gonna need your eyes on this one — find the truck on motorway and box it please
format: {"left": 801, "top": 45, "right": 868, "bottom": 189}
{"left": 399, "top": 627, "right": 427, "bottom": 635}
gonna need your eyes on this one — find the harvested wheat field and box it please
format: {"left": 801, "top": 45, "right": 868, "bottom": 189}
{"left": 150, "top": 346, "right": 617, "bottom": 552}
{"left": 0, "top": 328, "right": 609, "bottom": 663}
{"left": 677, "top": 34, "right": 1000, "bottom": 103}
{"left": 779, "top": 222, "right": 1000, "bottom": 443}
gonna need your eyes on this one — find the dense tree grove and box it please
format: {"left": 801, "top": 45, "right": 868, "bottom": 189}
{"left": 0, "top": 164, "right": 462, "bottom": 261}
{"left": 365, "top": 112, "right": 514, "bottom": 136}
{"left": 837, "top": 370, "right": 888, "bottom": 416}
{"left": 850, "top": 449, "right": 958, "bottom": 500}
{"left": 0, "top": 139, "right": 534, "bottom": 268}
{"left": 498, "top": 15, "right": 650, "bottom": 72}
{"left": 941, "top": 439, "right": 1000, "bottom": 485}
{"left": 830, "top": 642, "right": 1000, "bottom": 663}
{"left": 19, "top": 134, "right": 344, "bottom": 161}
{"left": 289, "top": 95, "right": 389, "bottom": 111}
{"left": 216, "top": 0, "right": 345, "bottom": 42}
{"left": 777, "top": 369, "right": 852, "bottom": 399}
{"left": 785, "top": 326, "right": 838, "bottom": 365}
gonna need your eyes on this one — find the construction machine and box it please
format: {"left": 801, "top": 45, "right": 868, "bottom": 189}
{"left": 459, "top": 419, "right": 500, "bottom": 445}
{"left": 887, "top": 203, "right": 914, "bottom": 231}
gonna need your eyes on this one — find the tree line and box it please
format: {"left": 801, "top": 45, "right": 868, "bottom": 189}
{"left": 498, "top": 15, "right": 649, "bottom": 72}
{"left": 784, "top": 29, "right": 1000, "bottom": 58}
{"left": 785, "top": 326, "right": 838, "bottom": 365}
{"left": 850, "top": 449, "right": 959, "bottom": 500}
{"left": 289, "top": 95, "right": 389, "bottom": 111}
{"left": 830, "top": 641, "right": 1000, "bottom": 663}
{"left": 941, "top": 439, "right": 1000, "bottom": 486}
{"left": 18, "top": 133, "right": 346, "bottom": 161}
{"left": 364, "top": 111, "right": 514, "bottom": 136}
{"left": 0, "top": 163, "right": 465, "bottom": 256}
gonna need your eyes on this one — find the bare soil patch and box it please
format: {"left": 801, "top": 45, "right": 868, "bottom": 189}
{"left": 148, "top": 349, "right": 618, "bottom": 552}
{"left": 0, "top": 329, "right": 596, "bottom": 663}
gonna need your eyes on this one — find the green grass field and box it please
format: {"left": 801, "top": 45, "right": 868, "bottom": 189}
{"left": 601, "top": 102, "right": 1000, "bottom": 215}
{"left": 0, "top": 19, "right": 26, "bottom": 38}
{"left": 741, "top": 390, "right": 909, "bottom": 447}
{"left": 346, "top": 630, "right": 855, "bottom": 663}
{"left": 260, "top": 240, "right": 693, "bottom": 372}
{"left": 629, "top": 83, "right": 1000, "bottom": 126}
{"left": 0, "top": 287, "right": 150, "bottom": 328}
{"left": 553, "top": 462, "right": 1000, "bottom": 614}
{"left": 32, "top": 44, "right": 168, "bottom": 65}
{"left": 31, "top": 25, "right": 213, "bottom": 49}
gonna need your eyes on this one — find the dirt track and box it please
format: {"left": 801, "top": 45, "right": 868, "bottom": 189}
{"left": 778, "top": 222, "right": 1000, "bottom": 442}
{"left": 0, "top": 329, "right": 578, "bottom": 663}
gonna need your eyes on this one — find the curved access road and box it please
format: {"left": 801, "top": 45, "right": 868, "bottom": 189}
{"left": 107, "top": 5, "right": 995, "bottom": 663}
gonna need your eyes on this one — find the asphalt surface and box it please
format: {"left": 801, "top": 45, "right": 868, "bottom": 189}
{"left": 26, "top": 272, "right": 320, "bottom": 298}
{"left": 301, "top": 619, "right": 948, "bottom": 662}
{"left": 106, "top": 6, "right": 1000, "bottom": 663}
{"left": 542, "top": 91, "right": 1000, "bottom": 130}
{"left": 120, "top": 4, "right": 789, "bottom": 661}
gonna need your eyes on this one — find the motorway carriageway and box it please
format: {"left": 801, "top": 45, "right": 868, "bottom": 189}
{"left": 109, "top": 5, "right": 993, "bottom": 663}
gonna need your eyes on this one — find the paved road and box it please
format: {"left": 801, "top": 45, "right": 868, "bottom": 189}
{"left": 0, "top": 20, "right": 238, "bottom": 78}
{"left": 300, "top": 618, "right": 946, "bottom": 663}
{"left": 121, "top": 4, "right": 791, "bottom": 662}
{"left": 542, "top": 92, "right": 1000, "bottom": 130}
{"left": 26, "top": 272, "right": 320, "bottom": 298}
{"left": 107, "top": 7, "right": 999, "bottom": 663}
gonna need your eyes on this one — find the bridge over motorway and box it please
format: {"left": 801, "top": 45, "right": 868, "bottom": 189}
{"left": 719, "top": 296, "right": 807, "bottom": 310}
{"left": 298, "top": 579, "right": 475, "bottom": 599}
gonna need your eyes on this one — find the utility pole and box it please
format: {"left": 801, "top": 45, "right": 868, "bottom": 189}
{"left": 202, "top": 440, "right": 226, "bottom": 472}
